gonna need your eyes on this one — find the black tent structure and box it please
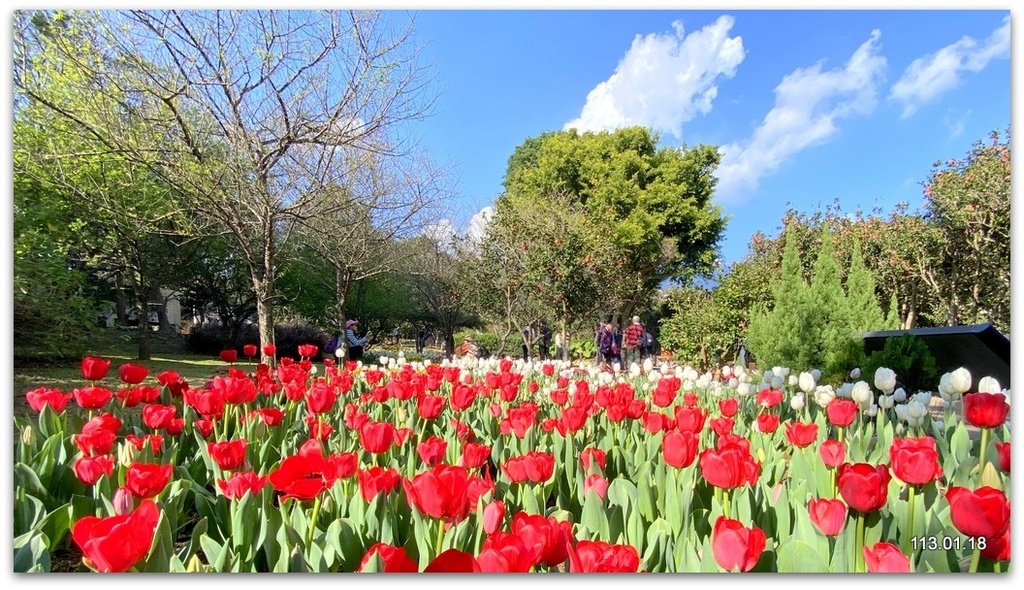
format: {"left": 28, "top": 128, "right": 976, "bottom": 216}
{"left": 861, "top": 322, "right": 1010, "bottom": 389}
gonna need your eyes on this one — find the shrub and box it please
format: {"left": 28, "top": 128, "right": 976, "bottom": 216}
{"left": 863, "top": 333, "right": 938, "bottom": 393}
{"left": 186, "top": 320, "right": 325, "bottom": 361}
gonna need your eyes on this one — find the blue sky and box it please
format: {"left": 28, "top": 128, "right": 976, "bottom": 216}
{"left": 400, "top": 8, "right": 1012, "bottom": 268}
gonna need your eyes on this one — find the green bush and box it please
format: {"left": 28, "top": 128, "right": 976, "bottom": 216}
{"left": 862, "top": 333, "right": 938, "bottom": 393}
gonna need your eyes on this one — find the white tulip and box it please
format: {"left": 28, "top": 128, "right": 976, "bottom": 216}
{"left": 950, "top": 367, "right": 972, "bottom": 394}
{"left": 811, "top": 369, "right": 822, "bottom": 381}
{"left": 836, "top": 382, "right": 854, "bottom": 399}
{"left": 770, "top": 376, "right": 784, "bottom": 390}
{"left": 892, "top": 388, "right": 907, "bottom": 403}
{"left": 798, "top": 372, "right": 816, "bottom": 394}
{"left": 894, "top": 403, "right": 908, "bottom": 422}
{"left": 873, "top": 367, "right": 897, "bottom": 394}
{"left": 309, "top": 364, "right": 318, "bottom": 375}
{"left": 772, "top": 366, "right": 790, "bottom": 378}
{"left": 904, "top": 400, "right": 928, "bottom": 428}
{"left": 867, "top": 404, "right": 878, "bottom": 418}
{"left": 790, "top": 394, "right": 805, "bottom": 411}
{"left": 878, "top": 395, "right": 894, "bottom": 410}
{"left": 722, "top": 365, "right": 733, "bottom": 379}
{"left": 736, "top": 382, "right": 753, "bottom": 397}
{"left": 612, "top": 362, "right": 621, "bottom": 374}
{"left": 852, "top": 381, "right": 874, "bottom": 409}
{"left": 978, "top": 376, "right": 1001, "bottom": 394}
{"left": 850, "top": 368, "right": 862, "bottom": 380}
{"left": 728, "top": 377, "right": 739, "bottom": 389}
{"left": 642, "top": 358, "right": 654, "bottom": 374}
{"left": 629, "top": 363, "right": 641, "bottom": 378}
{"left": 788, "top": 374, "right": 799, "bottom": 387}
{"left": 814, "top": 385, "right": 836, "bottom": 408}
{"left": 1002, "top": 389, "right": 1012, "bottom": 406}
{"left": 648, "top": 370, "right": 662, "bottom": 383}
{"left": 682, "top": 379, "right": 694, "bottom": 392}
{"left": 912, "top": 391, "right": 933, "bottom": 406}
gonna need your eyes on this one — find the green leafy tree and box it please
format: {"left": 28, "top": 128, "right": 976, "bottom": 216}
{"left": 501, "top": 126, "right": 727, "bottom": 319}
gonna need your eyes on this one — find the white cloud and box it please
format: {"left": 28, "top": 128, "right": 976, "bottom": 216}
{"left": 466, "top": 206, "right": 494, "bottom": 244}
{"left": 423, "top": 218, "right": 458, "bottom": 249}
{"left": 563, "top": 15, "right": 745, "bottom": 138}
{"left": 714, "top": 29, "right": 887, "bottom": 204}
{"left": 889, "top": 16, "right": 1009, "bottom": 118}
{"left": 944, "top": 109, "right": 971, "bottom": 138}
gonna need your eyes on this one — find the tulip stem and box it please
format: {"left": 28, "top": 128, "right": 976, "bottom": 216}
{"left": 435, "top": 520, "right": 446, "bottom": 559}
{"left": 968, "top": 547, "right": 981, "bottom": 573}
{"left": 903, "top": 485, "right": 916, "bottom": 559}
{"left": 722, "top": 490, "right": 730, "bottom": 520}
{"left": 855, "top": 511, "right": 865, "bottom": 573}
{"left": 306, "top": 494, "right": 322, "bottom": 552}
{"left": 977, "top": 427, "right": 990, "bottom": 479}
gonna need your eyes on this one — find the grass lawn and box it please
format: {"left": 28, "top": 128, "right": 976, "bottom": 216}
{"left": 12, "top": 329, "right": 237, "bottom": 419}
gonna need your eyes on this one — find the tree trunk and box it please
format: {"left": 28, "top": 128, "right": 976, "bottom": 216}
{"left": 255, "top": 286, "right": 275, "bottom": 366}
{"left": 334, "top": 267, "right": 351, "bottom": 360}
{"left": 114, "top": 271, "right": 128, "bottom": 324}
{"left": 906, "top": 282, "right": 918, "bottom": 329}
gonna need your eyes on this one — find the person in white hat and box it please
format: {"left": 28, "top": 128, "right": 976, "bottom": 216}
{"left": 345, "top": 318, "right": 369, "bottom": 361}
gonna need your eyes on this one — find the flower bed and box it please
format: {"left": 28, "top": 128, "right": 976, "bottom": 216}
{"left": 13, "top": 349, "right": 1011, "bottom": 573}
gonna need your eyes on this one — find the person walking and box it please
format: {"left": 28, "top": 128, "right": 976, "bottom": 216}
{"left": 345, "top": 319, "right": 369, "bottom": 362}
{"left": 623, "top": 315, "right": 645, "bottom": 367}
{"left": 416, "top": 325, "right": 427, "bottom": 354}
{"left": 597, "top": 322, "right": 614, "bottom": 366}
{"left": 538, "top": 320, "right": 552, "bottom": 361}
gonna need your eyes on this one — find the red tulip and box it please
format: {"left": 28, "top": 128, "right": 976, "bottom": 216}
{"left": 889, "top": 436, "right": 942, "bottom": 485}
{"left": 483, "top": 500, "right": 506, "bottom": 535}
{"left": 709, "top": 416, "right": 735, "bottom": 437}
{"left": 808, "top": 498, "right": 847, "bottom": 536}
{"left": 699, "top": 442, "right": 760, "bottom": 490}
{"left": 584, "top": 473, "right": 609, "bottom": 501}
{"left": 73, "top": 386, "right": 114, "bottom": 410}
{"left": 417, "top": 436, "right": 448, "bottom": 467}
{"left": 826, "top": 398, "right": 859, "bottom": 428}
{"left": 460, "top": 442, "right": 492, "bottom": 469}
{"left": 711, "top": 516, "right": 766, "bottom": 572}
{"left": 418, "top": 394, "right": 445, "bottom": 420}
{"left": 359, "top": 421, "right": 395, "bottom": 454}
{"left": 403, "top": 464, "right": 474, "bottom": 524}
{"left": 963, "top": 392, "right": 1010, "bottom": 429}
{"left": 81, "top": 356, "right": 112, "bottom": 381}
{"left": 71, "top": 499, "right": 160, "bottom": 572}
{"left": 262, "top": 344, "right": 277, "bottom": 357}
{"left": 207, "top": 439, "right": 248, "bottom": 471}
{"left": 357, "top": 467, "right": 401, "bottom": 502}
{"left": 194, "top": 419, "right": 214, "bottom": 439}
{"left": 359, "top": 543, "right": 419, "bottom": 573}
{"left": 756, "top": 413, "right": 780, "bottom": 434}
{"left": 837, "top": 463, "right": 890, "bottom": 513}
{"left": 242, "top": 344, "right": 258, "bottom": 358}
{"left": 118, "top": 363, "right": 149, "bottom": 385}
{"left": 219, "top": 349, "right": 238, "bottom": 364}
{"left": 268, "top": 444, "right": 335, "bottom": 502}
{"left": 819, "top": 439, "right": 846, "bottom": 468}
{"left": 511, "top": 512, "right": 573, "bottom": 567}
{"left": 217, "top": 471, "right": 267, "bottom": 500}
{"left": 662, "top": 430, "right": 698, "bottom": 469}
{"left": 478, "top": 532, "right": 537, "bottom": 572}
{"left": 297, "top": 343, "right": 318, "bottom": 358}
{"left": 945, "top": 486, "right": 1010, "bottom": 540}
{"left": 74, "top": 428, "right": 116, "bottom": 457}
{"left": 25, "top": 387, "right": 73, "bottom": 413}
{"left": 566, "top": 539, "right": 641, "bottom": 572}
{"left": 73, "top": 455, "right": 115, "bottom": 485}
{"left": 580, "top": 447, "right": 607, "bottom": 472}
{"left": 141, "top": 404, "right": 177, "bottom": 431}
{"left": 981, "top": 529, "right": 1011, "bottom": 562}
{"left": 995, "top": 442, "right": 1010, "bottom": 473}
{"left": 718, "top": 397, "right": 739, "bottom": 417}
{"left": 423, "top": 548, "right": 481, "bottom": 572}
{"left": 756, "top": 388, "right": 783, "bottom": 409}
{"left": 125, "top": 462, "right": 173, "bottom": 499}
{"left": 255, "top": 407, "right": 284, "bottom": 427}
{"left": 674, "top": 406, "right": 707, "bottom": 434}
{"left": 863, "top": 542, "right": 910, "bottom": 573}
{"left": 784, "top": 421, "right": 819, "bottom": 448}
{"left": 305, "top": 381, "right": 338, "bottom": 414}
{"left": 126, "top": 434, "right": 163, "bottom": 455}
{"left": 502, "top": 452, "right": 554, "bottom": 484}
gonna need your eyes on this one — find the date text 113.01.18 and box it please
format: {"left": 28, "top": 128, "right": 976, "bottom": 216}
{"left": 911, "top": 535, "right": 987, "bottom": 552}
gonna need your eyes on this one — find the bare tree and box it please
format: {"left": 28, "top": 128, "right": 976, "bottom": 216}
{"left": 14, "top": 9, "right": 437, "bottom": 363}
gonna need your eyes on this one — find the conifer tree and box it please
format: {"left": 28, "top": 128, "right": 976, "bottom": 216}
{"left": 809, "top": 225, "right": 848, "bottom": 373}
{"left": 885, "top": 292, "right": 902, "bottom": 330}
{"left": 845, "top": 237, "right": 885, "bottom": 333}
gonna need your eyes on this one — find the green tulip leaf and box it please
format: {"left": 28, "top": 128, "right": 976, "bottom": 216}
{"left": 776, "top": 539, "right": 829, "bottom": 572}
{"left": 13, "top": 530, "right": 51, "bottom": 573}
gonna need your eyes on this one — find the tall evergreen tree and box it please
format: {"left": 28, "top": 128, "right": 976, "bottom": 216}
{"left": 809, "top": 225, "right": 847, "bottom": 373}
{"left": 845, "top": 237, "right": 886, "bottom": 333}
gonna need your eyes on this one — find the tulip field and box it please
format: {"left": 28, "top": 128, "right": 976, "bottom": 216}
{"left": 13, "top": 346, "right": 1012, "bottom": 573}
